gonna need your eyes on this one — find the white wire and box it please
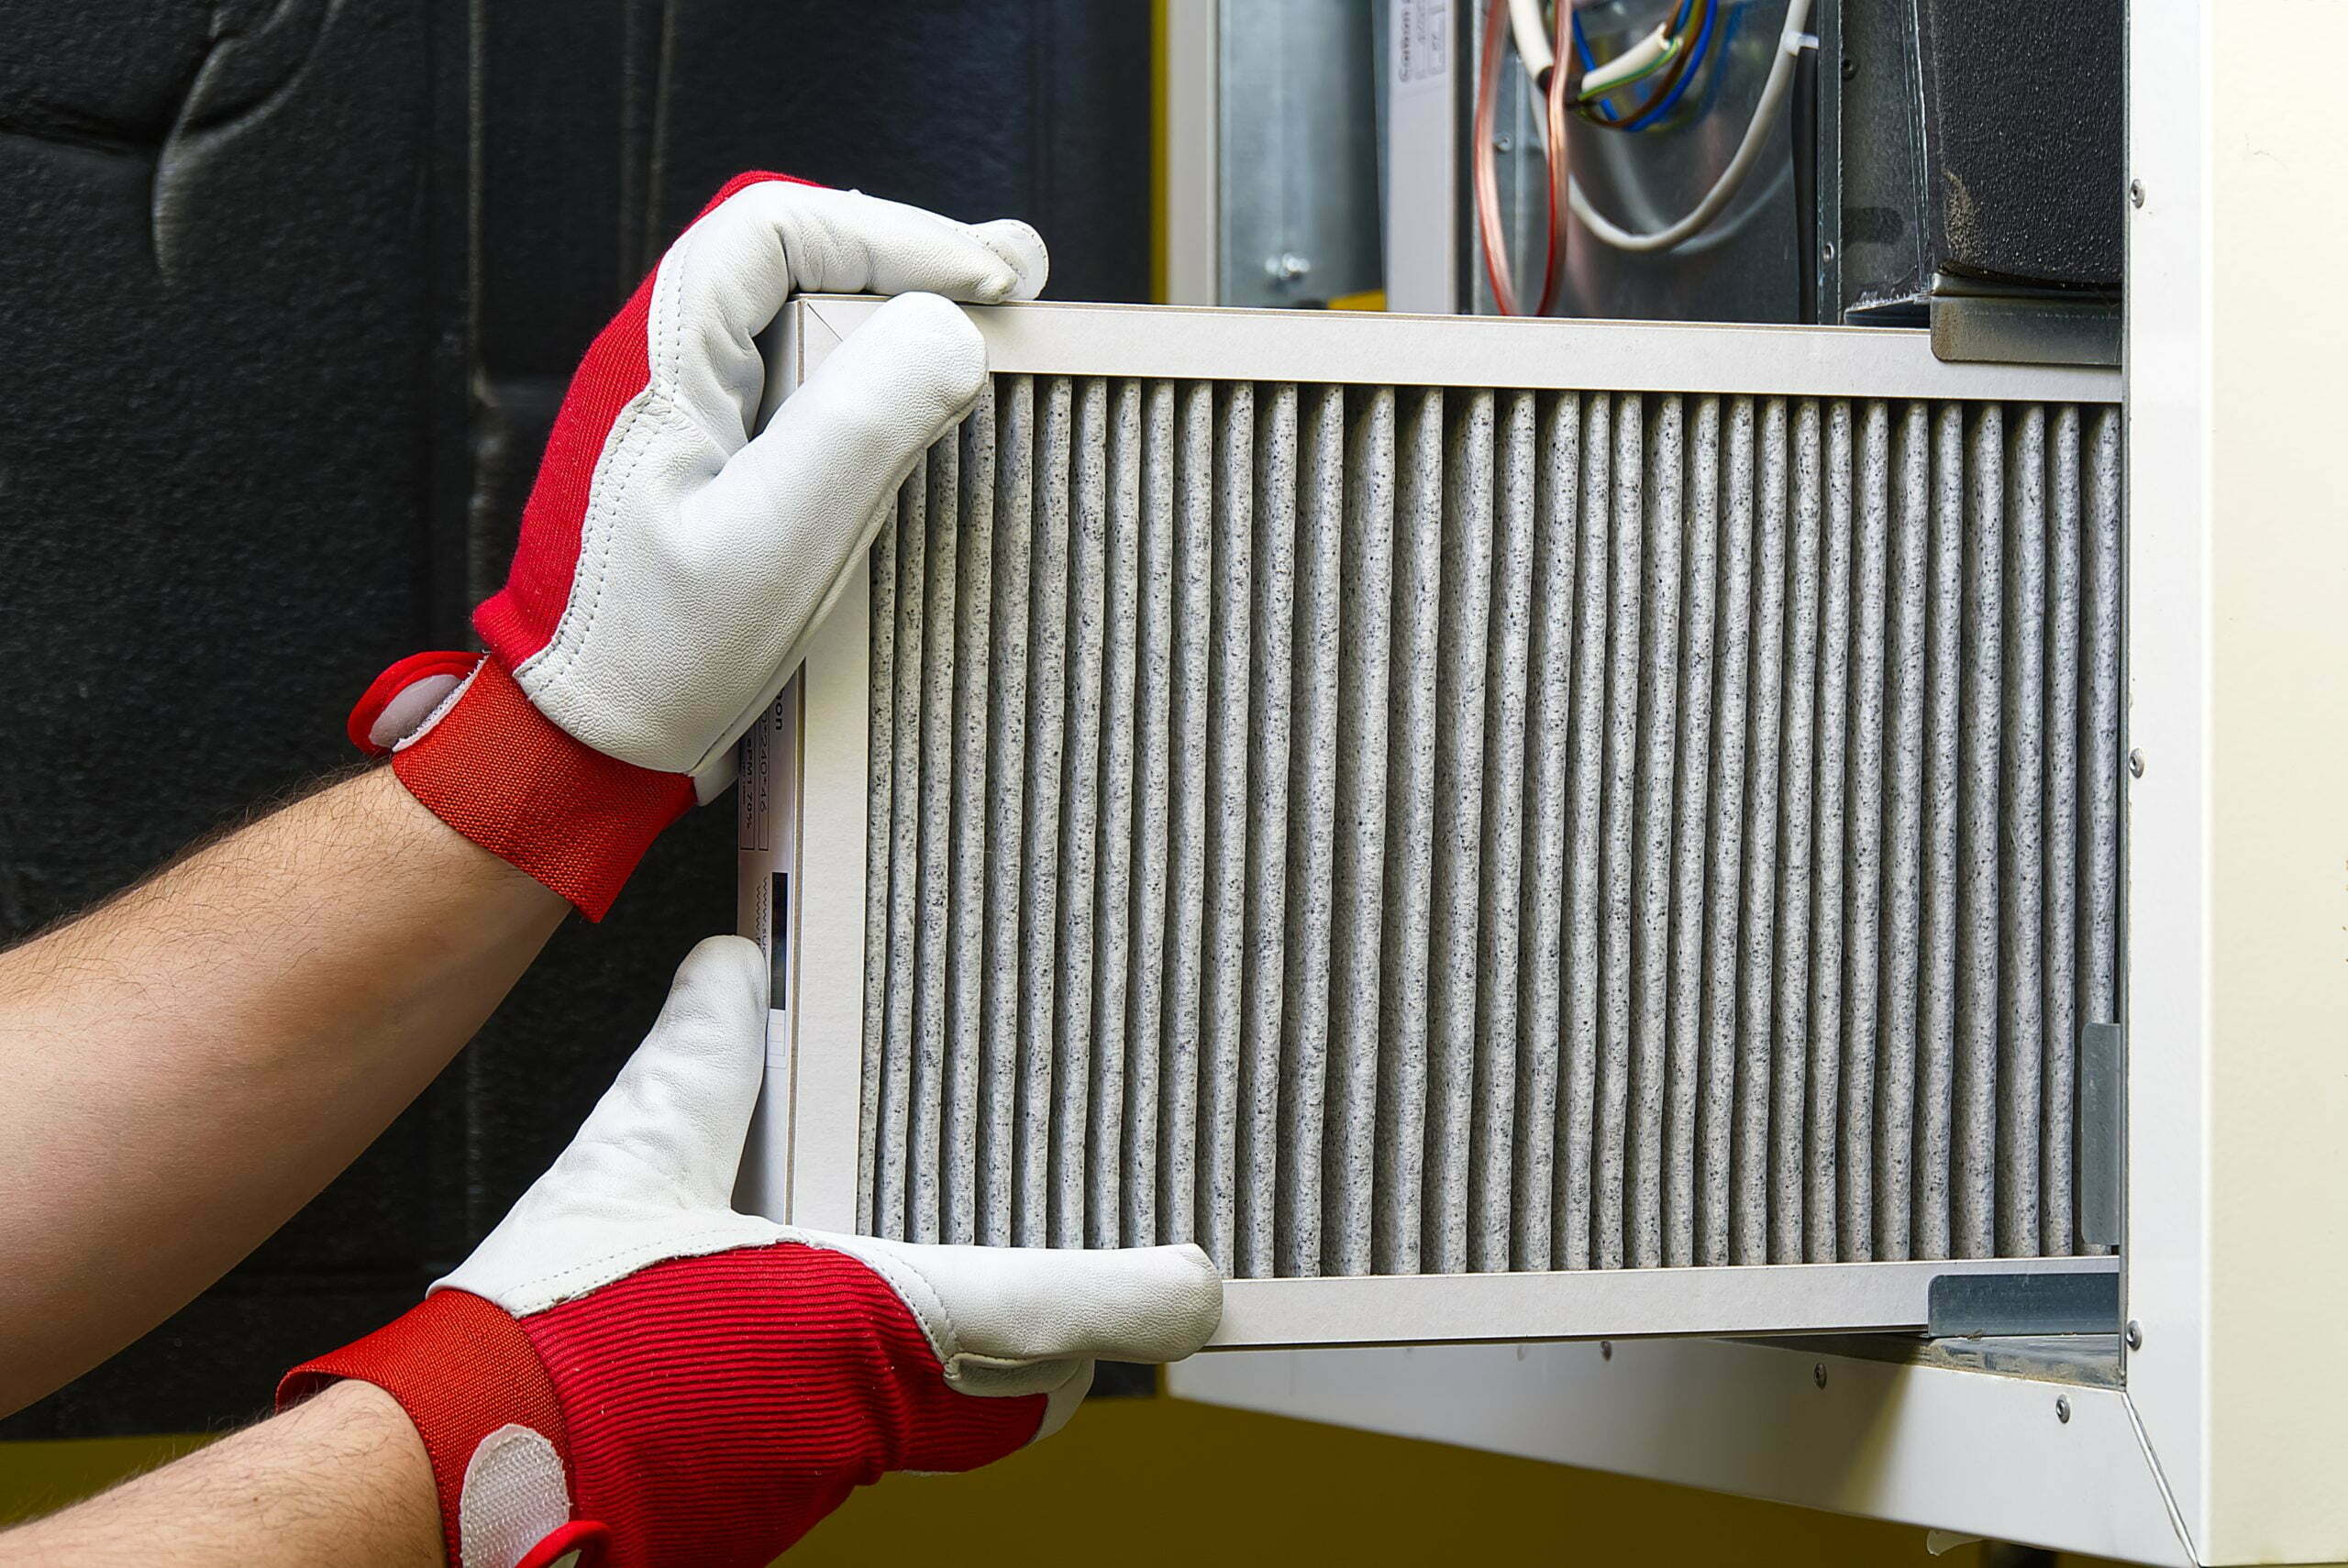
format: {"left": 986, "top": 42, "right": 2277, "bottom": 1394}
{"left": 1580, "top": 21, "right": 1677, "bottom": 95}
{"left": 1568, "top": 0, "right": 1815, "bottom": 253}
{"left": 1508, "top": 0, "right": 1556, "bottom": 83}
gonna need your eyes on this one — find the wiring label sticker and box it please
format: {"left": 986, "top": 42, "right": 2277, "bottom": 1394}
{"left": 1395, "top": 0, "right": 1449, "bottom": 90}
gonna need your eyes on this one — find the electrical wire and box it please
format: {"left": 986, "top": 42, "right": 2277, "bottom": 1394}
{"left": 1578, "top": 20, "right": 1677, "bottom": 97}
{"left": 1619, "top": 0, "right": 1715, "bottom": 128}
{"left": 1567, "top": 0, "right": 1815, "bottom": 252}
{"left": 1474, "top": 0, "right": 1576, "bottom": 315}
{"left": 1571, "top": 0, "right": 1707, "bottom": 128}
{"left": 1534, "top": 0, "right": 1574, "bottom": 313}
{"left": 1472, "top": 0, "right": 1526, "bottom": 314}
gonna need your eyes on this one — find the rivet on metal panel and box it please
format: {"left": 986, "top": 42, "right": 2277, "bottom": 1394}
{"left": 2054, "top": 1395, "right": 2072, "bottom": 1424}
{"left": 2129, "top": 180, "right": 2146, "bottom": 209}
{"left": 1813, "top": 1363, "right": 1828, "bottom": 1388}
{"left": 1599, "top": 1341, "right": 1613, "bottom": 1361}
{"left": 2125, "top": 1320, "right": 2143, "bottom": 1351}
{"left": 2128, "top": 747, "right": 2144, "bottom": 777}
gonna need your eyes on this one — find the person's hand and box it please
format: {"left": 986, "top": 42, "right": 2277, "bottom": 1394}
{"left": 280, "top": 936, "right": 1221, "bottom": 1568}
{"left": 349, "top": 173, "right": 1047, "bottom": 917}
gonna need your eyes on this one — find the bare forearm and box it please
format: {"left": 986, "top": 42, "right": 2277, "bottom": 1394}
{"left": 0, "top": 767, "right": 566, "bottom": 1414}
{"left": 0, "top": 1379, "right": 439, "bottom": 1566}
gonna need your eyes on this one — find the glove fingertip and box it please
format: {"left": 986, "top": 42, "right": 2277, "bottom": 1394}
{"left": 969, "top": 218, "right": 1049, "bottom": 302}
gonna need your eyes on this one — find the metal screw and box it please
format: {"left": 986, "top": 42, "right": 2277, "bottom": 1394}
{"left": 1265, "top": 252, "right": 1313, "bottom": 283}
{"left": 1813, "top": 1363, "right": 1828, "bottom": 1388}
{"left": 2129, "top": 747, "right": 2145, "bottom": 778}
{"left": 2130, "top": 179, "right": 2147, "bottom": 209}
{"left": 2055, "top": 1396, "right": 2073, "bottom": 1424}
{"left": 2126, "top": 1320, "right": 2143, "bottom": 1351}
{"left": 1822, "top": 241, "right": 1836, "bottom": 262}
{"left": 1494, "top": 134, "right": 1514, "bottom": 153}
{"left": 1840, "top": 56, "right": 1856, "bottom": 81}
{"left": 1599, "top": 1340, "right": 1613, "bottom": 1361}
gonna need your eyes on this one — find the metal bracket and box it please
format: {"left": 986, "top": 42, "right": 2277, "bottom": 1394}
{"left": 1928, "top": 1269, "right": 2122, "bottom": 1339}
{"left": 2078, "top": 1021, "right": 2124, "bottom": 1249}
{"left": 1930, "top": 279, "right": 2122, "bottom": 368}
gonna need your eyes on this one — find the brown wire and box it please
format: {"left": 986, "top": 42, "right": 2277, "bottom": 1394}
{"left": 1534, "top": 0, "right": 1577, "bottom": 315}
{"left": 1579, "top": 0, "right": 1712, "bottom": 129}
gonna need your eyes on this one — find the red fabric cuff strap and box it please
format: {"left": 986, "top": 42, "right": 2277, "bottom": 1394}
{"left": 388, "top": 660, "right": 694, "bottom": 921}
{"left": 279, "top": 1290, "right": 575, "bottom": 1568}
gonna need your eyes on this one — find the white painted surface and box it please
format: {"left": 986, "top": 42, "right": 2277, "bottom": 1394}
{"left": 1173, "top": 1341, "right": 2189, "bottom": 1566}
{"left": 796, "top": 295, "right": 2121, "bottom": 404}
{"left": 2198, "top": 5, "right": 2348, "bottom": 1562}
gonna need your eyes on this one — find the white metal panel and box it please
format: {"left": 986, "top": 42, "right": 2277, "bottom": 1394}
{"left": 1171, "top": 1341, "right": 2190, "bottom": 1566}
{"left": 2121, "top": 0, "right": 2210, "bottom": 1557}
{"left": 1159, "top": 0, "right": 1218, "bottom": 305}
{"left": 2197, "top": 5, "right": 2348, "bottom": 1562}
{"left": 1384, "top": 0, "right": 1456, "bottom": 313}
{"left": 793, "top": 295, "right": 2122, "bottom": 406}
{"left": 1207, "top": 1255, "right": 2117, "bottom": 1349}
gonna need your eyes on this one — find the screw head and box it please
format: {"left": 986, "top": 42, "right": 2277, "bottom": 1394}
{"left": 2129, "top": 747, "right": 2146, "bottom": 778}
{"left": 2126, "top": 1320, "right": 2143, "bottom": 1351}
{"left": 1840, "top": 56, "right": 1856, "bottom": 81}
{"left": 1813, "top": 1363, "right": 1828, "bottom": 1388}
{"left": 2130, "top": 178, "right": 2147, "bottom": 209}
{"left": 2055, "top": 1395, "right": 2073, "bottom": 1424}
{"left": 1599, "top": 1340, "right": 1613, "bottom": 1361}
{"left": 1494, "top": 134, "right": 1514, "bottom": 153}
{"left": 1264, "top": 252, "right": 1313, "bottom": 283}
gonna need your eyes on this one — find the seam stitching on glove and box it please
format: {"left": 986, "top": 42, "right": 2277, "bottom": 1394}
{"left": 793, "top": 1236, "right": 963, "bottom": 1368}
{"left": 532, "top": 182, "right": 708, "bottom": 702}
{"left": 498, "top": 1222, "right": 774, "bottom": 1308}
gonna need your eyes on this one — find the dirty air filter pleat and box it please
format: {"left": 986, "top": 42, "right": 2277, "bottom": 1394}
{"left": 940, "top": 386, "right": 996, "bottom": 1246}
{"left": 1276, "top": 383, "right": 1346, "bottom": 1278}
{"left": 1157, "top": 381, "right": 1215, "bottom": 1250}
{"left": 906, "top": 432, "right": 959, "bottom": 1245}
{"left": 1049, "top": 379, "right": 1108, "bottom": 1250}
{"left": 977, "top": 376, "right": 1034, "bottom": 1249}
{"left": 1013, "top": 379, "right": 1072, "bottom": 1248}
{"left": 1663, "top": 395, "right": 1719, "bottom": 1272}
{"left": 1118, "top": 381, "right": 1178, "bottom": 1248}
{"left": 1376, "top": 387, "right": 1444, "bottom": 1277}
{"left": 1838, "top": 401, "right": 1891, "bottom": 1262}
{"left": 1468, "top": 391, "right": 1535, "bottom": 1276}
{"left": 1511, "top": 391, "right": 1579, "bottom": 1273}
{"left": 1694, "top": 395, "right": 1754, "bottom": 1269}
{"left": 1235, "top": 383, "right": 1297, "bottom": 1280}
{"left": 1426, "top": 389, "right": 1495, "bottom": 1276}
{"left": 1560, "top": 392, "right": 1612, "bottom": 1273}
{"left": 852, "top": 371, "right": 2121, "bottom": 1282}
{"left": 1199, "top": 382, "right": 1256, "bottom": 1269}
{"left": 1085, "top": 380, "right": 1143, "bottom": 1250}
{"left": 1323, "top": 388, "right": 1396, "bottom": 1277}
{"left": 872, "top": 453, "right": 925, "bottom": 1241}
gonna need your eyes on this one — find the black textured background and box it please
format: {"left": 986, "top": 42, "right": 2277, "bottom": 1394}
{"left": 0, "top": 0, "right": 1151, "bottom": 1439}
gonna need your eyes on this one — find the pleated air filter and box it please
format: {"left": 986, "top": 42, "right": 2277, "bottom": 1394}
{"left": 738, "top": 299, "right": 2124, "bottom": 1347}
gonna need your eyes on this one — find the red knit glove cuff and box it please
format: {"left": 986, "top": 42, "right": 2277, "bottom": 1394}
{"left": 379, "top": 659, "right": 694, "bottom": 921}
{"left": 279, "top": 1290, "right": 605, "bottom": 1568}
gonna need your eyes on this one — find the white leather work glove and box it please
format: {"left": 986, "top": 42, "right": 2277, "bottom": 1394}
{"left": 280, "top": 936, "right": 1223, "bottom": 1568}
{"left": 345, "top": 172, "right": 1046, "bottom": 918}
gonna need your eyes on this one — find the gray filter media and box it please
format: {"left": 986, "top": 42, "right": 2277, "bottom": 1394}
{"left": 858, "top": 373, "right": 2121, "bottom": 1278}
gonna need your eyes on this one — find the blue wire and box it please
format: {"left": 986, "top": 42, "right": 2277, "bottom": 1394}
{"left": 1621, "top": 0, "right": 1716, "bottom": 131}
{"left": 1572, "top": 1, "right": 1700, "bottom": 127}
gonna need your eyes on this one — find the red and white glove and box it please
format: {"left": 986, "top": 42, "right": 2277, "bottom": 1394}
{"left": 280, "top": 937, "right": 1222, "bottom": 1568}
{"left": 350, "top": 173, "right": 1047, "bottom": 918}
